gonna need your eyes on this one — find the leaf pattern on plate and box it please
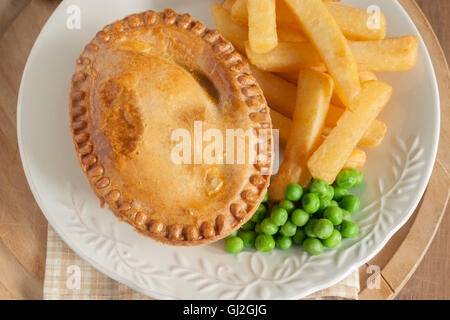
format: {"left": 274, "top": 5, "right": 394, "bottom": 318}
{"left": 59, "top": 136, "right": 425, "bottom": 299}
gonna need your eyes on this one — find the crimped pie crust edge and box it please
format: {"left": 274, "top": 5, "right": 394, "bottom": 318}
{"left": 69, "top": 9, "right": 273, "bottom": 246}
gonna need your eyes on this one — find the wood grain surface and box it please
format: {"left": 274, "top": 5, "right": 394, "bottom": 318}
{"left": 0, "top": 0, "right": 448, "bottom": 300}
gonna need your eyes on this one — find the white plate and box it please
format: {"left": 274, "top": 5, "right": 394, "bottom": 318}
{"left": 18, "top": 0, "right": 440, "bottom": 299}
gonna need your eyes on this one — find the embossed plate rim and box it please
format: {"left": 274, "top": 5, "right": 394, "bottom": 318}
{"left": 17, "top": 0, "right": 440, "bottom": 299}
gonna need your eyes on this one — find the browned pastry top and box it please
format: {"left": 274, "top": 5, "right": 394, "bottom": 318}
{"left": 69, "top": 9, "right": 273, "bottom": 245}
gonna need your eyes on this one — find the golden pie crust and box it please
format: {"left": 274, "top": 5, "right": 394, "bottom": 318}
{"left": 69, "top": 9, "right": 273, "bottom": 246}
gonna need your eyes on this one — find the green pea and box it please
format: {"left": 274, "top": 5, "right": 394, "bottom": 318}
{"left": 291, "top": 209, "right": 310, "bottom": 227}
{"left": 260, "top": 218, "right": 279, "bottom": 235}
{"left": 278, "top": 199, "right": 296, "bottom": 213}
{"left": 309, "top": 179, "right": 329, "bottom": 198}
{"left": 341, "top": 220, "right": 359, "bottom": 238}
{"left": 276, "top": 236, "right": 293, "bottom": 250}
{"left": 325, "top": 184, "right": 335, "bottom": 200}
{"left": 313, "top": 219, "right": 334, "bottom": 239}
{"left": 284, "top": 183, "right": 303, "bottom": 201}
{"left": 302, "top": 238, "right": 324, "bottom": 255}
{"left": 255, "top": 234, "right": 275, "bottom": 252}
{"left": 304, "top": 219, "right": 319, "bottom": 238}
{"left": 333, "top": 186, "right": 349, "bottom": 201}
{"left": 330, "top": 200, "right": 339, "bottom": 207}
{"left": 225, "top": 230, "right": 238, "bottom": 240}
{"left": 225, "top": 236, "right": 244, "bottom": 254}
{"left": 336, "top": 169, "right": 364, "bottom": 189}
{"left": 340, "top": 195, "right": 360, "bottom": 213}
{"left": 353, "top": 170, "right": 364, "bottom": 187}
{"left": 280, "top": 221, "right": 297, "bottom": 237}
{"left": 240, "top": 220, "right": 255, "bottom": 231}
{"left": 302, "top": 193, "right": 320, "bottom": 213}
{"left": 341, "top": 209, "right": 351, "bottom": 221}
{"left": 254, "top": 223, "right": 263, "bottom": 234}
{"left": 251, "top": 204, "right": 267, "bottom": 223}
{"left": 293, "top": 228, "right": 306, "bottom": 245}
{"left": 322, "top": 229, "right": 342, "bottom": 248}
{"left": 319, "top": 197, "right": 332, "bottom": 212}
{"left": 270, "top": 207, "right": 288, "bottom": 226}
{"left": 240, "top": 230, "right": 257, "bottom": 247}
{"left": 323, "top": 206, "right": 343, "bottom": 226}
{"left": 262, "top": 192, "right": 269, "bottom": 202}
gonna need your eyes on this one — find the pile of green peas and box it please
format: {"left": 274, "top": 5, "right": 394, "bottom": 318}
{"left": 224, "top": 169, "right": 363, "bottom": 255}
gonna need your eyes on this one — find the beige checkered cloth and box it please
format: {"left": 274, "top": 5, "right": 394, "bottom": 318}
{"left": 44, "top": 225, "right": 360, "bottom": 300}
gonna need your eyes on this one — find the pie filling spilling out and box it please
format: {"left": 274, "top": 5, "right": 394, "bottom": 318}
{"left": 69, "top": 9, "right": 273, "bottom": 246}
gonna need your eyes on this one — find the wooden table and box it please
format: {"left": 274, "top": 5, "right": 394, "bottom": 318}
{"left": 0, "top": 0, "right": 448, "bottom": 300}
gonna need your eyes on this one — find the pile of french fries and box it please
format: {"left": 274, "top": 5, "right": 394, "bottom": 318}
{"left": 213, "top": 0, "right": 419, "bottom": 201}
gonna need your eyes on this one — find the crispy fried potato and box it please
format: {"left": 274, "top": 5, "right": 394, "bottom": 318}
{"left": 358, "top": 71, "right": 378, "bottom": 83}
{"left": 212, "top": 3, "right": 247, "bottom": 52}
{"left": 344, "top": 149, "right": 367, "bottom": 169}
{"left": 267, "top": 0, "right": 362, "bottom": 108}
{"left": 323, "top": 120, "right": 387, "bottom": 148}
{"left": 330, "top": 71, "right": 378, "bottom": 109}
{"left": 232, "top": 0, "right": 384, "bottom": 40}
{"left": 271, "top": 109, "right": 367, "bottom": 169}
{"left": 270, "top": 109, "right": 291, "bottom": 148}
{"left": 279, "top": 70, "right": 377, "bottom": 85}
{"left": 248, "top": 0, "right": 278, "bottom": 53}
{"left": 277, "top": 27, "right": 307, "bottom": 43}
{"left": 351, "top": 36, "right": 420, "bottom": 72}
{"left": 249, "top": 65, "right": 297, "bottom": 118}
{"left": 326, "top": 3, "right": 386, "bottom": 40}
{"left": 272, "top": 105, "right": 387, "bottom": 149}
{"left": 307, "top": 81, "right": 392, "bottom": 183}
{"left": 222, "top": 0, "right": 237, "bottom": 10}
{"left": 269, "top": 70, "right": 333, "bottom": 200}
{"left": 246, "top": 37, "right": 420, "bottom": 73}
{"left": 245, "top": 41, "right": 324, "bottom": 73}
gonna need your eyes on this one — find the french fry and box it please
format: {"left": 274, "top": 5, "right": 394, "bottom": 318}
{"left": 249, "top": 65, "right": 297, "bottom": 118}
{"left": 247, "top": 0, "right": 278, "bottom": 53}
{"left": 330, "top": 71, "right": 378, "bottom": 109}
{"left": 269, "top": 69, "right": 334, "bottom": 200}
{"left": 279, "top": 70, "right": 377, "bottom": 85}
{"left": 344, "top": 149, "right": 367, "bottom": 169}
{"left": 232, "top": 0, "right": 385, "bottom": 40}
{"left": 359, "top": 71, "right": 378, "bottom": 83}
{"left": 277, "top": 27, "right": 307, "bottom": 43}
{"left": 267, "top": 0, "right": 363, "bottom": 108}
{"left": 323, "top": 120, "right": 387, "bottom": 148}
{"left": 351, "top": 36, "right": 420, "bottom": 72}
{"left": 272, "top": 105, "right": 387, "bottom": 148}
{"left": 245, "top": 41, "right": 324, "bottom": 73}
{"left": 212, "top": 3, "right": 247, "bottom": 53}
{"left": 222, "top": 0, "right": 237, "bottom": 10}
{"left": 246, "top": 37, "right": 420, "bottom": 73}
{"left": 307, "top": 81, "right": 392, "bottom": 183}
{"left": 275, "top": 71, "right": 300, "bottom": 84}
{"left": 326, "top": 3, "right": 386, "bottom": 40}
{"left": 271, "top": 109, "right": 367, "bottom": 168}
{"left": 270, "top": 109, "right": 291, "bottom": 147}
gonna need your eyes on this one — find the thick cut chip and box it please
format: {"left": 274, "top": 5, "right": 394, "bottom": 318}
{"left": 246, "top": 38, "right": 419, "bottom": 73}
{"left": 344, "top": 149, "right": 367, "bottom": 169}
{"left": 231, "top": 0, "right": 386, "bottom": 40}
{"left": 261, "top": 0, "right": 361, "bottom": 108}
{"left": 269, "top": 69, "right": 333, "bottom": 200}
{"left": 249, "top": 65, "right": 297, "bottom": 118}
{"left": 212, "top": 3, "right": 247, "bottom": 52}
{"left": 326, "top": 3, "right": 386, "bottom": 40}
{"left": 307, "top": 81, "right": 392, "bottom": 183}
{"left": 351, "top": 36, "right": 419, "bottom": 72}
{"left": 247, "top": 0, "right": 278, "bottom": 53}
{"left": 222, "top": 0, "right": 237, "bottom": 10}
{"left": 271, "top": 105, "right": 387, "bottom": 149}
